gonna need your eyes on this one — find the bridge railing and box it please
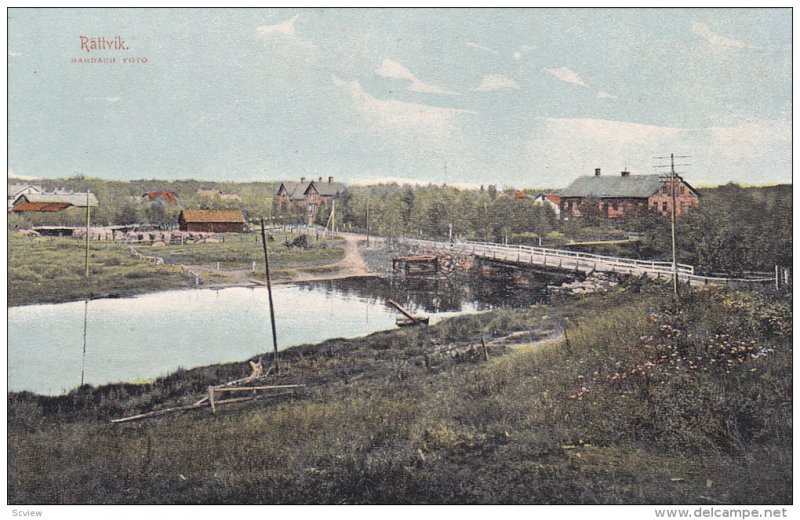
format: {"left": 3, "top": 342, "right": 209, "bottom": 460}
{"left": 400, "top": 238, "right": 694, "bottom": 275}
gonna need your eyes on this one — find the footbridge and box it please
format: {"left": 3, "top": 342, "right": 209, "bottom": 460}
{"left": 399, "top": 238, "right": 775, "bottom": 289}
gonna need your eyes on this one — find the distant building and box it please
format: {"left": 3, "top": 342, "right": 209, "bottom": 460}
{"left": 12, "top": 201, "right": 73, "bottom": 213}
{"left": 178, "top": 209, "right": 245, "bottom": 233}
{"left": 14, "top": 192, "right": 99, "bottom": 209}
{"left": 142, "top": 191, "right": 178, "bottom": 203}
{"left": 559, "top": 168, "right": 699, "bottom": 220}
{"left": 275, "top": 176, "right": 346, "bottom": 225}
{"left": 533, "top": 191, "right": 561, "bottom": 217}
{"left": 196, "top": 188, "right": 240, "bottom": 202}
{"left": 8, "top": 182, "right": 42, "bottom": 212}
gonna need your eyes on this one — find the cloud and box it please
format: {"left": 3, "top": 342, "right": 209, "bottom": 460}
{"left": 543, "top": 67, "right": 587, "bottom": 87}
{"left": 375, "top": 59, "right": 459, "bottom": 96}
{"left": 105, "top": 97, "right": 121, "bottom": 103}
{"left": 471, "top": 74, "right": 520, "bottom": 92}
{"left": 525, "top": 117, "right": 790, "bottom": 187}
{"left": 256, "top": 14, "right": 299, "bottom": 38}
{"left": 466, "top": 42, "right": 499, "bottom": 56}
{"left": 692, "top": 22, "right": 747, "bottom": 49}
{"left": 513, "top": 44, "right": 535, "bottom": 60}
{"left": 8, "top": 51, "right": 22, "bottom": 57}
{"left": 332, "top": 74, "right": 474, "bottom": 139}
{"left": 597, "top": 91, "right": 617, "bottom": 99}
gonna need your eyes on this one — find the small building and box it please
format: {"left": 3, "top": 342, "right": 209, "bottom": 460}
{"left": 8, "top": 182, "right": 42, "bottom": 211}
{"left": 178, "top": 209, "right": 245, "bottom": 233}
{"left": 533, "top": 191, "right": 561, "bottom": 217}
{"left": 142, "top": 191, "right": 178, "bottom": 203}
{"left": 14, "top": 192, "right": 99, "bottom": 208}
{"left": 559, "top": 168, "right": 699, "bottom": 220}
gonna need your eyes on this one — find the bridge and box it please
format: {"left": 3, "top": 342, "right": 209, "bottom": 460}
{"left": 398, "top": 238, "right": 776, "bottom": 289}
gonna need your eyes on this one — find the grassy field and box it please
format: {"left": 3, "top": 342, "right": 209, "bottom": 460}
{"left": 8, "top": 235, "right": 195, "bottom": 306}
{"left": 8, "top": 233, "right": 346, "bottom": 306}
{"left": 7, "top": 284, "right": 792, "bottom": 504}
{"left": 154, "top": 232, "right": 345, "bottom": 269}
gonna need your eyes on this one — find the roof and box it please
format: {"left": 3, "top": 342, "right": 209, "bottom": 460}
{"left": 143, "top": 191, "right": 178, "bottom": 202}
{"left": 560, "top": 174, "right": 667, "bottom": 199}
{"left": 308, "top": 181, "right": 346, "bottom": 197}
{"left": 179, "top": 209, "right": 245, "bottom": 223}
{"left": 12, "top": 201, "right": 73, "bottom": 212}
{"left": 8, "top": 183, "right": 41, "bottom": 197}
{"left": 18, "top": 192, "right": 99, "bottom": 207}
{"left": 278, "top": 180, "right": 346, "bottom": 199}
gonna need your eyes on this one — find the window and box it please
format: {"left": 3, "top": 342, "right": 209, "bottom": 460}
{"left": 612, "top": 202, "right": 618, "bottom": 211}
{"left": 661, "top": 202, "right": 668, "bottom": 213}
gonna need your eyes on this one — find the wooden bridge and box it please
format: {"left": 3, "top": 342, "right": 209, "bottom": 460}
{"left": 399, "top": 238, "right": 776, "bottom": 289}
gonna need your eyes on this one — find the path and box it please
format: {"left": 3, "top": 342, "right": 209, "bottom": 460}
{"left": 180, "top": 232, "right": 378, "bottom": 288}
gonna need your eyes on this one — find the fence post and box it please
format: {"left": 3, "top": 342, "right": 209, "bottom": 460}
{"left": 775, "top": 265, "right": 780, "bottom": 289}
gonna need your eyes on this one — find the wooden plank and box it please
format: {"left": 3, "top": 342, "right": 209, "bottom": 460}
{"left": 213, "top": 384, "right": 306, "bottom": 393}
{"left": 208, "top": 386, "right": 216, "bottom": 415}
{"left": 387, "top": 299, "right": 421, "bottom": 322}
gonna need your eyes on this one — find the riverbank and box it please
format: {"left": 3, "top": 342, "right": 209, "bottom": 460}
{"left": 8, "top": 284, "right": 792, "bottom": 504}
{"left": 8, "top": 232, "right": 354, "bottom": 306}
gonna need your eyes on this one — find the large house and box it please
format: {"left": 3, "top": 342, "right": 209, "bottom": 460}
{"left": 178, "top": 209, "right": 245, "bottom": 233}
{"left": 275, "top": 176, "right": 346, "bottom": 225}
{"left": 559, "top": 168, "right": 699, "bottom": 220}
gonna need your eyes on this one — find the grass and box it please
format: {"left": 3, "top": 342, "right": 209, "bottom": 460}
{"left": 154, "top": 232, "right": 345, "bottom": 269}
{"left": 8, "top": 233, "right": 346, "bottom": 306}
{"left": 7, "top": 284, "right": 792, "bottom": 504}
{"left": 8, "top": 235, "right": 194, "bottom": 306}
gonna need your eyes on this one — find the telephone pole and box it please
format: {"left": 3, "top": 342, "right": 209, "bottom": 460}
{"left": 654, "top": 154, "right": 691, "bottom": 297}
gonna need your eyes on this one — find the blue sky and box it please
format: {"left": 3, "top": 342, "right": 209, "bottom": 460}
{"left": 7, "top": 8, "right": 792, "bottom": 188}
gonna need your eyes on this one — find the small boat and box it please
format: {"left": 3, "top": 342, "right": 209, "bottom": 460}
{"left": 395, "top": 315, "right": 430, "bottom": 327}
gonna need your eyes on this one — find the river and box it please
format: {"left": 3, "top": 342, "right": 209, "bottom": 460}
{"left": 8, "top": 273, "right": 553, "bottom": 395}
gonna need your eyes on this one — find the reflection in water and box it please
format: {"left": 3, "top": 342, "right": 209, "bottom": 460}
{"left": 10, "top": 269, "right": 562, "bottom": 396}
{"left": 302, "top": 269, "right": 553, "bottom": 314}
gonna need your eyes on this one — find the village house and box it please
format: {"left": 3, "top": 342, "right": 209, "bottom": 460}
{"left": 533, "top": 191, "right": 561, "bottom": 218}
{"left": 178, "top": 209, "right": 245, "bottom": 233}
{"left": 13, "top": 191, "right": 99, "bottom": 209}
{"left": 559, "top": 168, "right": 699, "bottom": 220}
{"left": 275, "top": 176, "right": 346, "bottom": 225}
{"left": 142, "top": 191, "right": 178, "bottom": 204}
{"left": 7, "top": 182, "right": 42, "bottom": 211}
{"left": 196, "top": 188, "right": 241, "bottom": 201}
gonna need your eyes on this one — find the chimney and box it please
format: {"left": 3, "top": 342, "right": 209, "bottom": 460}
{"left": 300, "top": 177, "right": 306, "bottom": 183}
{"left": 621, "top": 170, "right": 630, "bottom": 177}
{"left": 328, "top": 176, "right": 333, "bottom": 184}
{"left": 595, "top": 168, "right": 601, "bottom": 176}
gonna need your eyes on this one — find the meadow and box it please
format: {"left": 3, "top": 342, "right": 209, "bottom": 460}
{"left": 8, "top": 233, "right": 345, "bottom": 306}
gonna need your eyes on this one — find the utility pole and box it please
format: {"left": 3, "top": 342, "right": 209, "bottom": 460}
{"left": 654, "top": 154, "right": 691, "bottom": 298}
{"left": 260, "top": 218, "right": 279, "bottom": 372}
{"left": 85, "top": 190, "right": 91, "bottom": 278}
{"left": 366, "top": 191, "right": 371, "bottom": 247}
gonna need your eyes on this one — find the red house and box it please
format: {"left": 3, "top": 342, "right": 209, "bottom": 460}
{"left": 559, "top": 169, "right": 699, "bottom": 220}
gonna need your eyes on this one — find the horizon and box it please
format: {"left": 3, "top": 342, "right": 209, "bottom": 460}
{"left": 9, "top": 8, "right": 791, "bottom": 187}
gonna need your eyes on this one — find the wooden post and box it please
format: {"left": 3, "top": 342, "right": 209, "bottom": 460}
{"left": 85, "top": 190, "right": 91, "bottom": 278}
{"left": 261, "top": 218, "right": 280, "bottom": 372}
{"left": 481, "top": 335, "right": 489, "bottom": 361}
{"left": 80, "top": 299, "right": 88, "bottom": 387}
{"left": 208, "top": 386, "right": 216, "bottom": 415}
{"left": 775, "top": 265, "right": 780, "bottom": 289}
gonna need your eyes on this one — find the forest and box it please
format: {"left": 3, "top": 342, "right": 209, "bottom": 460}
{"left": 9, "top": 176, "right": 792, "bottom": 276}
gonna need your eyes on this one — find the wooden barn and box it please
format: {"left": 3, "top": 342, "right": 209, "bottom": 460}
{"left": 178, "top": 209, "right": 245, "bottom": 233}
{"left": 559, "top": 169, "right": 699, "bottom": 220}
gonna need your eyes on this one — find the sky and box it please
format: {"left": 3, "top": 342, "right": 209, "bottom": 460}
{"left": 7, "top": 8, "right": 792, "bottom": 188}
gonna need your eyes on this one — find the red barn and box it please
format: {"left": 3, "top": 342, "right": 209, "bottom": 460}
{"left": 178, "top": 210, "right": 245, "bottom": 233}
{"left": 559, "top": 169, "right": 699, "bottom": 220}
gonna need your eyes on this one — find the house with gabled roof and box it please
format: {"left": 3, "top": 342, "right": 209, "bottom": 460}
{"left": 275, "top": 176, "right": 346, "bottom": 224}
{"left": 178, "top": 209, "right": 245, "bottom": 233}
{"left": 559, "top": 168, "right": 699, "bottom": 220}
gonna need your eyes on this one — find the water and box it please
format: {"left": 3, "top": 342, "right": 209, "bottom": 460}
{"left": 8, "top": 273, "right": 553, "bottom": 395}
